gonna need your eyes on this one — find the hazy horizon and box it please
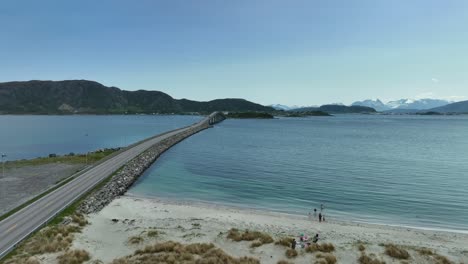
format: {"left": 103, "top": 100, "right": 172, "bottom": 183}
{"left": 1, "top": 0, "right": 468, "bottom": 105}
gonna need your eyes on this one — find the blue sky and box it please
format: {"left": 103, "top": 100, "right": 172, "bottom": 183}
{"left": 1, "top": 0, "right": 467, "bottom": 105}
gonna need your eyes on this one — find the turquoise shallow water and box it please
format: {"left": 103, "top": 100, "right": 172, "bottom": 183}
{"left": 130, "top": 115, "right": 468, "bottom": 232}
{"left": 0, "top": 115, "right": 202, "bottom": 160}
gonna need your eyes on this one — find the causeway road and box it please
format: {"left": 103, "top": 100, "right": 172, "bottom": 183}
{"left": 0, "top": 113, "right": 217, "bottom": 259}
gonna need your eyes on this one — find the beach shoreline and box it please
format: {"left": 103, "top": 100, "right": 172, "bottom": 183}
{"left": 125, "top": 193, "right": 468, "bottom": 235}
{"left": 68, "top": 195, "right": 468, "bottom": 263}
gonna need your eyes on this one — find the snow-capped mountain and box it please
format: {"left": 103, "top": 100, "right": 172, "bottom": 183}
{"left": 386, "top": 98, "right": 451, "bottom": 110}
{"left": 351, "top": 99, "right": 389, "bottom": 111}
{"left": 352, "top": 98, "right": 452, "bottom": 111}
{"left": 269, "top": 104, "right": 309, "bottom": 111}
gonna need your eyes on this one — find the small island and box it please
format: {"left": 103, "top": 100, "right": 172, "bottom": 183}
{"left": 226, "top": 112, "right": 274, "bottom": 119}
{"left": 417, "top": 111, "right": 442, "bottom": 115}
{"left": 285, "top": 111, "right": 331, "bottom": 117}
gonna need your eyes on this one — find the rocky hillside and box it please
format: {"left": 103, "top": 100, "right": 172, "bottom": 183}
{"left": 0, "top": 80, "right": 273, "bottom": 114}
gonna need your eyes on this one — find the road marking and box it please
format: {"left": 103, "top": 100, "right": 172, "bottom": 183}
{"left": 4, "top": 224, "right": 17, "bottom": 234}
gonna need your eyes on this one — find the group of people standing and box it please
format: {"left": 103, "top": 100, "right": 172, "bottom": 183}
{"left": 309, "top": 203, "right": 326, "bottom": 222}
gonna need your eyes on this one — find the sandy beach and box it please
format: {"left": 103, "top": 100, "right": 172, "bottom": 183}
{"left": 64, "top": 196, "right": 468, "bottom": 264}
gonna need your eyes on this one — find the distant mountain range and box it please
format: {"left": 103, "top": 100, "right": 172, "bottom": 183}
{"left": 0, "top": 80, "right": 274, "bottom": 114}
{"left": 292, "top": 105, "right": 376, "bottom": 114}
{"left": 352, "top": 98, "right": 452, "bottom": 111}
{"left": 269, "top": 104, "right": 307, "bottom": 111}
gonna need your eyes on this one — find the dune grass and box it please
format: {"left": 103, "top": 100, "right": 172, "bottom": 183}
{"left": 146, "top": 230, "right": 159, "bottom": 238}
{"left": 2, "top": 224, "right": 82, "bottom": 264}
{"left": 2, "top": 257, "right": 41, "bottom": 264}
{"left": 414, "top": 248, "right": 454, "bottom": 264}
{"left": 416, "top": 247, "right": 434, "bottom": 255}
{"left": 112, "top": 241, "right": 260, "bottom": 264}
{"left": 358, "top": 253, "right": 386, "bottom": 264}
{"left": 128, "top": 236, "right": 144, "bottom": 245}
{"left": 23, "top": 225, "right": 81, "bottom": 254}
{"left": 305, "top": 243, "right": 335, "bottom": 253}
{"left": 227, "top": 228, "right": 274, "bottom": 248}
{"left": 432, "top": 255, "right": 454, "bottom": 264}
{"left": 383, "top": 244, "right": 410, "bottom": 259}
{"left": 285, "top": 249, "right": 298, "bottom": 258}
{"left": 358, "top": 244, "right": 366, "bottom": 251}
{"left": 315, "top": 253, "right": 337, "bottom": 264}
{"left": 57, "top": 249, "right": 90, "bottom": 264}
{"left": 71, "top": 213, "right": 88, "bottom": 227}
{"left": 275, "top": 237, "right": 293, "bottom": 248}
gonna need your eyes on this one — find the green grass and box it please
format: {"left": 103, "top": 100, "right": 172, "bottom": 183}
{"left": 4, "top": 149, "right": 117, "bottom": 169}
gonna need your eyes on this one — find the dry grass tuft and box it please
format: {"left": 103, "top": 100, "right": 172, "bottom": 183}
{"left": 414, "top": 247, "right": 453, "bottom": 264}
{"left": 315, "top": 253, "right": 337, "bottom": 264}
{"left": 358, "top": 253, "right": 386, "bottom": 264}
{"left": 416, "top": 247, "right": 434, "bottom": 255}
{"left": 384, "top": 244, "right": 410, "bottom": 259}
{"left": 146, "top": 230, "right": 159, "bottom": 237}
{"left": 185, "top": 243, "right": 215, "bottom": 254}
{"left": 4, "top": 257, "right": 41, "bottom": 264}
{"left": 200, "top": 248, "right": 260, "bottom": 264}
{"left": 57, "top": 249, "right": 90, "bottom": 264}
{"left": 227, "top": 228, "right": 274, "bottom": 248}
{"left": 250, "top": 241, "right": 263, "bottom": 248}
{"left": 22, "top": 225, "right": 80, "bottom": 254}
{"left": 433, "top": 255, "right": 453, "bottom": 264}
{"left": 113, "top": 241, "right": 260, "bottom": 264}
{"left": 135, "top": 241, "right": 184, "bottom": 255}
{"left": 305, "top": 243, "right": 335, "bottom": 253}
{"left": 128, "top": 236, "right": 144, "bottom": 245}
{"left": 71, "top": 213, "right": 88, "bottom": 227}
{"left": 358, "top": 244, "right": 366, "bottom": 251}
{"left": 275, "top": 237, "right": 293, "bottom": 248}
{"left": 285, "top": 248, "right": 298, "bottom": 258}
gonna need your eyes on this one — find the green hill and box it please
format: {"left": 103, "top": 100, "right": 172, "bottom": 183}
{"left": 428, "top": 100, "right": 468, "bottom": 114}
{"left": 0, "top": 80, "right": 274, "bottom": 114}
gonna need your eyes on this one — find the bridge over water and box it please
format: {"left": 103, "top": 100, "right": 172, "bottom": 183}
{"left": 0, "top": 112, "right": 225, "bottom": 260}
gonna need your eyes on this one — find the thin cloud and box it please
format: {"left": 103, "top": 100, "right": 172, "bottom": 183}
{"left": 431, "top": 78, "right": 439, "bottom": 83}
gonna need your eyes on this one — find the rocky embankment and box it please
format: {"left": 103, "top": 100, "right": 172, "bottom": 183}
{"left": 78, "top": 124, "right": 209, "bottom": 214}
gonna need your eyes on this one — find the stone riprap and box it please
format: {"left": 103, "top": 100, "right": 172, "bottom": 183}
{"left": 78, "top": 123, "right": 209, "bottom": 214}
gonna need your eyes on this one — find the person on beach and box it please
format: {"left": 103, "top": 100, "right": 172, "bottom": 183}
{"left": 313, "top": 208, "right": 317, "bottom": 218}
{"left": 291, "top": 239, "right": 297, "bottom": 249}
{"left": 319, "top": 212, "right": 322, "bottom": 222}
{"left": 313, "top": 233, "right": 319, "bottom": 243}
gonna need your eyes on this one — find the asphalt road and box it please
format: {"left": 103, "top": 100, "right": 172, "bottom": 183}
{"left": 0, "top": 115, "right": 214, "bottom": 259}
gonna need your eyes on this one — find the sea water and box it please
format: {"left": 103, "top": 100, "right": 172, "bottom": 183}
{"left": 0, "top": 115, "right": 202, "bottom": 160}
{"left": 130, "top": 115, "right": 468, "bottom": 232}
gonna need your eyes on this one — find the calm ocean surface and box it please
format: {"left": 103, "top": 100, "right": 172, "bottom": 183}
{"left": 130, "top": 115, "right": 468, "bottom": 232}
{"left": 0, "top": 115, "right": 202, "bottom": 160}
